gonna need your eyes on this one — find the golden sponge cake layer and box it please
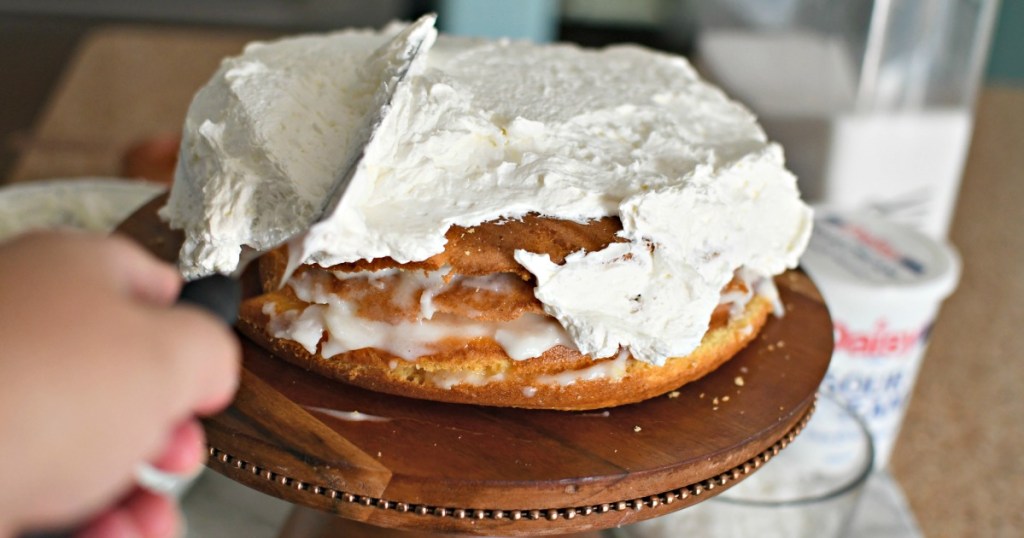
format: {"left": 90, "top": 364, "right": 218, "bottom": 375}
{"left": 238, "top": 291, "right": 770, "bottom": 410}
{"left": 240, "top": 215, "right": 771, "bottom": 410}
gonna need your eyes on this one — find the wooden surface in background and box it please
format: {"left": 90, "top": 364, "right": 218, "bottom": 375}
{"left": 887, "top": 87, "right": 1024, "bottom": 535}
{"left": 5, "top": 26, "right": 271, "bottom": 183}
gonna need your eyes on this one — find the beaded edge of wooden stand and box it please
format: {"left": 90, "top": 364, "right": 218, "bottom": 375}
{"left": 206, "top": 399, "right": 815, "bottom": 522}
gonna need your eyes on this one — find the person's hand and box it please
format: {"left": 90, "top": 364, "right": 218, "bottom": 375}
{"left": 0, "top": 231, "right": 240, "bottom": 537}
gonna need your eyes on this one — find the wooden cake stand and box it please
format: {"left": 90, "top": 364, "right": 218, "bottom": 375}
{"left": 118, "top": 196, "right": 833, "bottom": 536}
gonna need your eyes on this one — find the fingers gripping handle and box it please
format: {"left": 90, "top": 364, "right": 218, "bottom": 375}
{"left": 18, "top": 279, "right": 240, "bottom": 537}
{"left": 178, "top": 274, "right": 241, "bottom": 325}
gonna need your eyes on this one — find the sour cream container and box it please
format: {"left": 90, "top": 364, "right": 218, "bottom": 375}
{"left": 800, "top": 209, "right": 960, "bottom": 468}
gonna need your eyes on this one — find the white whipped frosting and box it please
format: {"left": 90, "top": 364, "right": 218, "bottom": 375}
{"left": 163, "top": 18, "right": 812, "bottom": 365}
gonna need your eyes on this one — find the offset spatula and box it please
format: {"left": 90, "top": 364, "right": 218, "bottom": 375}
{"left": 177, "top": 14, "right": 435, "bottom": 324}
{"left": 18, "top": 13, "right": 437, "bottom": 538}
{"left": 154, "top": 8, "right": 432, "bottom": 506}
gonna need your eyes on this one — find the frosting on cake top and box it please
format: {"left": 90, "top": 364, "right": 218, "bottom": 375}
{"left": 161, "top": 16, "right": 812, "bottom": 364}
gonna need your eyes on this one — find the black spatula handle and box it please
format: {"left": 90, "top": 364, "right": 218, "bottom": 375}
{"left": 177, "top": 274, "right": 241, "bottom": 325}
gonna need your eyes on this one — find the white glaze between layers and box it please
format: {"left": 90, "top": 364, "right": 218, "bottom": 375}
{"left": 261, "top": 265, "right": 774, "bottom": 378}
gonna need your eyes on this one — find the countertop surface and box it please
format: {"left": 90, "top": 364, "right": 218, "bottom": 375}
{"left": 5, "top": 26, "right": 1022, "bottom": 538}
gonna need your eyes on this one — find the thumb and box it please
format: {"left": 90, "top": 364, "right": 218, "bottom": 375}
{"left": 106, "top": 234, "right": 182, "bottom": 306}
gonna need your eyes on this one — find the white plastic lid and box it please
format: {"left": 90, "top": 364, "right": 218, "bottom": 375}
{"left": 799, "top": 208, "right": 961, "bottom": 304}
